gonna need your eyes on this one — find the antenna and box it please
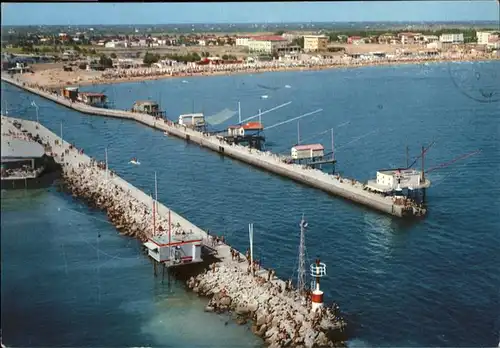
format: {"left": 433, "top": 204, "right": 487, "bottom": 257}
{"left": 238, "top": 101, "right": 242, "bottom": 123}
{"left": 297, "top": 120, "right": 300, "bottom": 145}
{"left": 297, "top": 214, "right": 307, "bottom": 294}
{"left": 421, "top": 145, "right": 425, "bottom": 183}
{"left": 406, "top": 145, "right": 409, "bottom": 168}
{"left": 151, "top": 192, "right": 155, "bottom": 237}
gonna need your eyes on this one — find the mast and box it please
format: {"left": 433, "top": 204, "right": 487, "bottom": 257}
{"left": 151, "top": 192, "right": 155, "bottom": 237}
{"left": 297, "top": 120, "right": 300, "bottom": 145}
{"left": 297, "top": 214, "right": 307, "bottom": 294}
{"left": 60, "top": 121, "right": 63, "bottom": 146}
{"left": 258, "top": 109, "right": 262, "bottom": 124}
{"left": 154, "top": 172, "right": 158, "bottom": 236}
{"left": 238, "top": 101, "right": 242, "bottom": 123}
{"left": 406, "top": 145, "right": 409, "bottom": 168}
{"left": 168, "top": 210, "right": 171, "bottom": 245}
{"left": 249, "top": 223, "right": 254, "bottom": 276}
{"left": 421, "top": 145, "right": 425, "bottom": 183}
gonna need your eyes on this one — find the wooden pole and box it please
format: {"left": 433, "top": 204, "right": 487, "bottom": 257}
{"left": 249, "top": 223, "right": 254, "bottom": 276}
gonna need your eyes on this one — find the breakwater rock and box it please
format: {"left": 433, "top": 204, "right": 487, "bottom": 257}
{"left": 61, "top": 162, "right": 172, "bottom": 242}
{"left": 187, "top": 262, "right": 347, "bottom": 348}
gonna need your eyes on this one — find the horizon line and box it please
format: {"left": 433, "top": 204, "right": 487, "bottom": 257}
{"left": 2, "top": 20, "right": 499, "bottom": 27}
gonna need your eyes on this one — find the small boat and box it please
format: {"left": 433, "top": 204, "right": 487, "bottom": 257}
{"left": 261, "top": 95, "right": 269, "bottom": 99}
{"left": 129, "top": 157, "right": 141, "bottom": 165}
{"left": 164, "top": 131, "right": 169, "bottom": 136}
{"left": 182, "top": 80, "right": 188, "bottom": 84}
{"left": 285, "top": 85, "right": 291, "bottom": 88}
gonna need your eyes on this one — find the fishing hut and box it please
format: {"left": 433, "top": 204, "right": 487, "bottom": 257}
{"left": 77, "top": 92, "right": 108, "bottom": 108}
{"left": 131, "top": 100, "right": 166, "bottom": 118}
{"left": 289, "top": 143, "right": 337, "bottom": 173}
{"left": 365, "top": 145, "right": 432, "bottom": 204}
{"left": 219, "top": 121, "right": 265, "bottom": 150}
{"left": 61, "top": 86, "right": 79, "bottom": 102}
{"left": 365, "top": 168, "right": 430, "bottom": 204}
{"left": 178, "top": 113, "right": 206, "bottom": 131}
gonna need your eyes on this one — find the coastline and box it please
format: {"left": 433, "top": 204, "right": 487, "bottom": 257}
{"left": 17, "top": 56, "right": 499, "bottom": 90}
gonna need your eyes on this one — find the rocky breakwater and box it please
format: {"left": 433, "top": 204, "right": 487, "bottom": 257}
{"left": 187, "top": 262, "right": 347, "bottom": 348}
{"left": 61, "top": 162, "right": 171, "bottom": 242}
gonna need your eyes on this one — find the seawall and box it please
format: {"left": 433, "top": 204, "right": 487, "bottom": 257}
{"left": 1, "top": 75, "right": 424, "bottom": 218}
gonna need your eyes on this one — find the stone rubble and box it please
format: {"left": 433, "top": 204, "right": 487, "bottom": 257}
{"left": 187, "top": 262, "right": 347, "bottom": 348}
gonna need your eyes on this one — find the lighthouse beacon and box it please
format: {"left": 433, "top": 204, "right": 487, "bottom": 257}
{"left": 310, "top": 258, "right": 327, "bottom": 312}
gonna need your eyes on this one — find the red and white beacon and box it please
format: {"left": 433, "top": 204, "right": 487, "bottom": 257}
{"left": 310, "top": 258, "right": 327, "bottom": 312}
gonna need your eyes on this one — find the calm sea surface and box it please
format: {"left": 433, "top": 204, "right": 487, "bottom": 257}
{"left": 2, "top": 61, "right": 499, "bottom": 347}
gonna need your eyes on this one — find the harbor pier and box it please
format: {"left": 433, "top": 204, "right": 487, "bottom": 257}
{"left": 3, "top": 115, "right": 348, "bottom": 347}
{"left": 2, "top": 75, "right": 428, "bottom": 218}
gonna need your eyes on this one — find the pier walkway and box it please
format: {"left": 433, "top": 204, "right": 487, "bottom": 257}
{"left": 2, "top": 114, "right": 284, "bottom": 287}
{"left": 2, "top": 75, "right": 426, "bottom": 218}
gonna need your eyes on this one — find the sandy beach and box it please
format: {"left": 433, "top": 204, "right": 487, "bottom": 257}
{"left": 12, "top": 54, "right": 499, "bottom": 90}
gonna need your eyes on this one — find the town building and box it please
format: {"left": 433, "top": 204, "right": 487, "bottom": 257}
{"left": 422, "top": 35, "right": 439, "bottom": 43}
{"left": 398, "top": 32, "right": 422, "bottom": 45}
{"left": 439, "top": 33, "right": 464, "bottom": 44}
{"left": 347, "top": 36, "right": 364, "bottom": 45}
{"left": 303, "top": 35, "right": 328, "bottom": 52}
{"left": 104, "top": 40, "right": 128, "bottom": 48}
{"left": 235, "top": 36, "right": 252, "bottom": 47}
{"left": 476, "top": 31, "right": 499, "bottom": 46}
{"left": 378, "top": 33, "right": 398, "bottom": 45}
{"left": 247, "top": 36, "right": 288, "bottom": 54}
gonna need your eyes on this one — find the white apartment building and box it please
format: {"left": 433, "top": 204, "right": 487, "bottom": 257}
{"left": 104, "top": 40, "right": 128, "bottom": 48}
{"left": 235, "top": 36, "right": 251, "bottom": 47}
{"left": 439, "top": 33, "right": 464, "bottom": 44}
{"left": 247, "top": 36, "right": 288, "bottom": 54}
{"left": 477, "top": 31, "right": 497, "bottom": 45}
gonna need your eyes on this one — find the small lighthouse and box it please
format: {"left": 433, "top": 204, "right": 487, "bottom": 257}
{"left": 310, "top": 258, "right": 327, "bottom": 312}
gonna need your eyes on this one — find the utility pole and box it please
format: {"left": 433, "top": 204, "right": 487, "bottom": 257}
{"left": 249, "top": 223, "right": 254, "bottom": 276}
{"left": 297, "top": 214, "right": 307, "bottom": 294}
{"left": 105, "top": 147, "right": 108, "bottom": 185}
{"left": 238, "top": 101, "right": 242, "bottom": 124}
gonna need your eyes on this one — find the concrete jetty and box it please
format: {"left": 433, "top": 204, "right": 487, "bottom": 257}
{"left": 2, "top": 75, "right": 426, "bottom": 218}
{"left": 3, "top": 115, "right": 348, "bottom": 348}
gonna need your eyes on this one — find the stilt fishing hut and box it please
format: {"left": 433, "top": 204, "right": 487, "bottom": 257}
{"left": 131, "top": 100, "right": 166, "bottom": 118}
{"left": 219, "top": 121, "right": 266, "bottom": 150}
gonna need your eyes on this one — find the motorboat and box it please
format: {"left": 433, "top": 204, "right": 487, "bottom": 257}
{"left": 129, "top": 157, "right": 141, "bottom": 165}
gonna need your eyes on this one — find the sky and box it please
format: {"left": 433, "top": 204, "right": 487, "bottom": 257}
{"left": 1, "top": 1, "right": 499, "bottom": 26}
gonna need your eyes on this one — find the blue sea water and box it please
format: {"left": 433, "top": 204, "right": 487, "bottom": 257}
{"left": 2, "top": 61, "right": 500, "bottom": 347}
